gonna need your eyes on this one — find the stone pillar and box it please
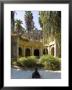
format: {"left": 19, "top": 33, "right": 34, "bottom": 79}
{"left": 48, "top": 46, "right": 51, "bottom": 55}
{"left": 40, "top": 49, "right": 43, "bottom": 56}
{"left": 17, "top": 43, "right": 19, "bottom": 58}
{"left": 17, "top": 37, "right": 19, "bottom": 61}
{"left": 31, "top": 48, "right": 34, "bottom": 56}
{"left": 23, "top": 48, "right": 25, "bottom": 57}
{"left": 47, "top": 47, "right": 49, "bottom": 55}
{"left": 54, "top": 44, "right": 56, "bottom": 57}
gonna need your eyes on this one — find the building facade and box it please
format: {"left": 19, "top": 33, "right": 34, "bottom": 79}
{"left": 11, "top": 30, "right": 59, "bottom": 60}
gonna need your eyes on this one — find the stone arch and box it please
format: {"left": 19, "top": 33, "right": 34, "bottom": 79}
{"left": 43, "top": 48, "right": 48, "bottom": 55}
{"left": 51, "top": 47, "right": 54, "bottom": 56}
{"left": 19, "top": 47, "right": 22, "bottom": 56}
{"left": 34, "top": 49, "right": 39, "bottom": 57}
{"left": 25, "top": 48, "right": 30, "bottom": 56}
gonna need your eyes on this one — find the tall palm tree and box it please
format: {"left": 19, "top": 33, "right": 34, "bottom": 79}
{"left": 25, "top": 11, "right": 34, "bottom": 39}
{"left": 15, "top": 19, "right": 23, "bottom": 35}
{"left": 25, "top": 11, "right": 34, "bottom": 32}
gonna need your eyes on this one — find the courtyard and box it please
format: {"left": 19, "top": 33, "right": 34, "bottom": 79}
{"left": 11, "top": 11, "right": 61, "bottom": 79}
{"left": 11, "top": 68, "right": 61, "bottom": 79}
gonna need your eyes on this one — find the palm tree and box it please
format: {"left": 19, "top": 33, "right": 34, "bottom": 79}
{"left": 25, "top": 11, "right": 34, "bottom": 39}
{"left": 15, "top": 19, "right": 23, "bottom": 35}
{"left": 25, "top": 11, "right": 34, "bottom": 32}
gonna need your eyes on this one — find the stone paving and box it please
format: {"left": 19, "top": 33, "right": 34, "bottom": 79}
{"left": 11, "top": 68, "right": 61, "bottom": 79}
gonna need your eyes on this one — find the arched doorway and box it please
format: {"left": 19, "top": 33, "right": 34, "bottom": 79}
{"left": 34, "top": 49, "right": 39, "bottom": 57}
{"left": 25, "top": 48, "right": 30, "bottom": 56}
{"left": 43, "top": 48, "right": 48, "bottom": 55}
{"left": 19, "top": 47, "right": 22, "bottom": 57}
{"left": 51, "top": 47, "right": 54, "bottom": 56}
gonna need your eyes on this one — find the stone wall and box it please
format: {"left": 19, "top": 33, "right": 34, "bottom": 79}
{"left": 11, "top": 34, "right": 60, "bottom": 59}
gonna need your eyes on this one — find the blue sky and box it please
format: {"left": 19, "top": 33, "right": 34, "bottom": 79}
{"left": 15, "top": 11, "right": 41, "bottom": 30}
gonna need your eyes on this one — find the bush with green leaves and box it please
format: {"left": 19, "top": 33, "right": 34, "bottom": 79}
{"left": 26, "top": 56, "right": 37, "bottom": 67}
{"left": 17, "top": 57, "right": 27, "bottom": 67}
{"left": 27, "top": 56, "right": 36, "bottom": 61}
{"left": 17, "top": 56, "right": 37, "bottom": 68}
{"left": 39, "top": 55, "right": 49, "bottom": 64}
{"left": 12, "top": 55, "right": 61, "bottom": 70}
{"left": 39, "top": 55, "right": 61, "bottom": 70}
{"left": 45, "top": 59, "right": 61, "bottom": 70}
{"left": 36, "top": 63, "right": 44, "bottom": 68}
{"left": 11, "top": 58, "right": 17, "bottom": 66}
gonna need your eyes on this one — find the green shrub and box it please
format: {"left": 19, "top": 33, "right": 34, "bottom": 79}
{"left": 11, "top": 58, "right": 17, "bottom": 66}
{"left": 36, "top": 63, "right": 44, "bottom": 68}
{"left": 17, "top": 56, "right": 37, "bottom": 68}
{"left": 39, "top": 55, "right": 49, "bottom": 64}
{"left": 17, "top": 57, "right": 27, "bottom": 67}
{"left": 45, "top": 59, "right": 61, "bottom": 70}
{"left": 12, "top": 61, "right": 17, "bottom": 65}
{"left": 39, "top": 55, "right": 61, "bottom": 70}
{"left": 13, "top": 55, "right": 61, "bottom": 70}
{"left": 26, "top": 56, "right": 37, "bottom": 67}
{"left": 27, "top": 56, "right": 36, "bottom": 61}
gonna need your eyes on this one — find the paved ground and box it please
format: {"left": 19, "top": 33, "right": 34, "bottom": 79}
{"left": 11, "top": 68, "right": 61, "bottom": 79}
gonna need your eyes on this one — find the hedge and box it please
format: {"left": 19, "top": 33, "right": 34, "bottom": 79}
{"left": 39, "top": 55, "right": 61, "bottom": 70}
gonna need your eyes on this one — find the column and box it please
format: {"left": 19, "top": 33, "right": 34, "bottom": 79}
{"left": 40, "top": 49, "right": 43, "bottom": 56}
{"left": 54, "top": 44, "right": 56, "bottom": 57}
{"left": 31, "top": 48, "right": 34, "bottom": 56}
{"left": 47, "top": 47, "right": 49, "bottom": 55}
{"left": 23, "top": 48, "right": 25, "bottom": 57}
{"left": 48, "top": 46, "right": 50, "bottom": 55}
{"left": 17, "top": 37, "right": 19, "bottom": 61}
{"left": 49, "top": 46, "right": 51, "bottom": 55}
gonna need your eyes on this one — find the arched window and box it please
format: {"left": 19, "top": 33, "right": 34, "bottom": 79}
{"left": 34, "top": 49, "right": 39, "bottom": 57}
{"left": 43, "top": 48, "right": 48, "bottom": 55}
{"left": 51, "top": 47, "right": 54, "bottom": 56}
{"left": 25, "top": 48, "right": 30, "bottom": 56}
{"left": 19, "top": 47, "right": 22, "bottom": 57}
